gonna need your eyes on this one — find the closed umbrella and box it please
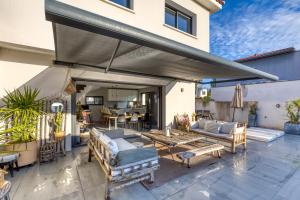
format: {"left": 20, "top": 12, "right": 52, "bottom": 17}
{"left": 231, "top": 84, "right": 243, "bottom": 122}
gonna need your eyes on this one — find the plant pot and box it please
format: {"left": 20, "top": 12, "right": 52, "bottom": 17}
{"left": 248, "top": 114, "right": 257, "bottom": 127}
{"left": 284, "top": 122, "right": 300, "bottom": 135}
{"left": 4, "top": 141, "right": 37, "bottom": 167}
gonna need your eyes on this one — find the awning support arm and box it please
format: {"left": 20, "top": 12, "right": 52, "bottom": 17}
{"left": 105, "top": 40, "right": 122, "bottom": 73}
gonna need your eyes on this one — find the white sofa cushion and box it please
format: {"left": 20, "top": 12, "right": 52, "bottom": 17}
{"left": 220, "top": 122, "right": 238, "bottom": 134}
{"left": 113, "top": 138, "right": 136, "bottom": 151}
{"left": 204, "top": 121, "right": 222, "bottom": 134}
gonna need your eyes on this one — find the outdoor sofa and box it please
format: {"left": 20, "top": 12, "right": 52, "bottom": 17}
{"left": 191, "top": 119, "right": 247, "bottom": 153}
{"left": 88, "top": 128, "right": 159, "bottom": 200}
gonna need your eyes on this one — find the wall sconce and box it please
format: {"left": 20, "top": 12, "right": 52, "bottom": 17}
{"left": 181, "top": 88, "right": 184, "bottom": 92}
{"left": 276, "top": 104, "right": 280, "bottom": 108}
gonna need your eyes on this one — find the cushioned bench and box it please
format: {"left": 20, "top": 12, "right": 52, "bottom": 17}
{"left": 88, "top": 128, "right": 159, "bottom": 200}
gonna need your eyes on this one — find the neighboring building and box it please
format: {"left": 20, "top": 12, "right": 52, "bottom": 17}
{"left": 215, "top": 47, "right": 300, "bottom": 87}
{"left": 0, "top": 0, "right": 277, "bottom": 150}
{"left": 206, "top": 48, "right": 300, "bottom": 130}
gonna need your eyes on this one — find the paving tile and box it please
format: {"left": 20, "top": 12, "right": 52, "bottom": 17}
{"left": 7, "top": 134, "right": 300, "bottom": 200}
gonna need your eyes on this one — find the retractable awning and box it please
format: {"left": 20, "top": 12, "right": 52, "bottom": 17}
{"left": 45, "top": 0, "right": 278, "bottom": 82}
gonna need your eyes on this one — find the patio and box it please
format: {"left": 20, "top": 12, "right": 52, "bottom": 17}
{"left": 7, "top": 134, "right": 300, "bottom": 200}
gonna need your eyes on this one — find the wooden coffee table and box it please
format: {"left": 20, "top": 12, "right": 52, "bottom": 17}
{"left": 142, "top": 129, "right": 206, "bottom": 159}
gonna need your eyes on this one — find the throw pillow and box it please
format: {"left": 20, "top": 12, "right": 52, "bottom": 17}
{"left": 220, "top": 122, "right": 238, "bottom": 134}
{"left": 198, "top": 118, "right": 207, "bottom": 129}
{"left": 175, "top": 114, "right": 191, "bottom": 132}
{"left": 100, "top": 134, "right": 119, "bottom": 158}
{"left": 92, "top": 128, "right": 103, "bottom": 138}
{"left": 204, "top": 121, "right": 222, "bottom": 134}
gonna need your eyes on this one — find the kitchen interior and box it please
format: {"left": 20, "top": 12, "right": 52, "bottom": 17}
{"left": 75, "top": 81, "right": 161, "bottom": 145}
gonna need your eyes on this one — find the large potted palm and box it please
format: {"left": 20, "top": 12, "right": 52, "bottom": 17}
{"left": 284, "top": 99, "right": 300, "bottom": 135}
{"left": 0, "top": 87, "right": 43, "bottom": 166}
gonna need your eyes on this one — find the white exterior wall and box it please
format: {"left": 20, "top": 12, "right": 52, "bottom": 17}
{"left": 0, "top": 0, "right": 211, "bottom": 51}
{"left": 164, "top": 81, "right": 195, "bottom": 128}
{"left": 57, "top": 0, "right": 210, "bottom": 51}
{"left": 0, "top": 0, "right": 212, "bottom": 149}
{"left": 210, "top": 80, "right": 300, "bottom": 130}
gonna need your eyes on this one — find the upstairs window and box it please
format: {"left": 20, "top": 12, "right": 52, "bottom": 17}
{"left": 110, "top": 0, "right": 131, "bottom": 9}
{"left": 165, "top": 4, "right": 193, "bottom": 35}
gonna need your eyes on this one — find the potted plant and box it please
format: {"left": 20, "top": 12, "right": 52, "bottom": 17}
{"left": 248, "top": 102, "right": 257, "bottom": 127}
{"left": 0, "top": 87, "right": 43, "bottom": 166}
{"left": 54, "top": 110, "right": 64, "bottom": 139}
{"left": 284, "top": 99, "right": 300, "bottom": 135}
{"left": 200, "top": 90, "right": 211, "bottom": 108}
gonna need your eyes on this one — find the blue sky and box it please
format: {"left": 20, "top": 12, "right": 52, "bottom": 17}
{"left": 210, "top": 0, "right": 300, "bottom": 60}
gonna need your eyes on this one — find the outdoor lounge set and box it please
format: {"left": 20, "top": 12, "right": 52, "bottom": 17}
{"left": 88, "top": 114, "right": 247, "bottom": 199}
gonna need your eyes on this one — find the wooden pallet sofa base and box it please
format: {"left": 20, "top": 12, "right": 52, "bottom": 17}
{"left": 88, "top": 128, "right": 159, "bottom": 200}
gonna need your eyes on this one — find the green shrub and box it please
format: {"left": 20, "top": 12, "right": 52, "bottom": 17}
{"left": 286, "top": 99, "right": 300, "bottom": 124}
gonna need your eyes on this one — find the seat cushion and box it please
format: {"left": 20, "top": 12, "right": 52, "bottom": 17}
{"left": 103, "top": 129, "right": 125, "bottom": 139}
{"left": 113, "top": 138, "right": 136, "bottom": 151}
{"left": 116, "top": 147, "right": 158, "bottom": 167}
{"left": 204, "top": 121, "right": 222, "bottom": 134}
{"left": 0, "top": 153, "right": 18, "bottom": 163}
{"left": 192, "top": 128, "right": 233, "bottom": 140}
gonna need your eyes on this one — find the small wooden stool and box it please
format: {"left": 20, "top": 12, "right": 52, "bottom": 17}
{"left": 0, "top": 153, "right": 19, "bottom": 177}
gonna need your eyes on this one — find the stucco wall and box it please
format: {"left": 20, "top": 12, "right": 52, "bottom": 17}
{"left": 0, "top": 0, "right": 54, "bottom": 50}
{"left": 211, "top": 80, "right": 300, "bottom": 130}
{"left": 58, "top": 0, "right": 210, "bottom": 51}
{"left": 164, "top": 81, "right": 195, "bottom": 128}
{"left": 0, "top": 0, "right": 210, "bottom": 52}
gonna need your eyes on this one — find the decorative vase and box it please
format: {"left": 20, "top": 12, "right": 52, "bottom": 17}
{"left": 166, "top": 128, "right": 170, "bottom": 137}
{"left": 284, "top": 122, "right": 300, "bottom": 135}
{"left": 248, "top": 114, "right": 257, "bottom": 127}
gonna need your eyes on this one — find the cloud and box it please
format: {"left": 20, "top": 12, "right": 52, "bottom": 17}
{"left": 210, "top": 0, "right": 300, "bottom": 60}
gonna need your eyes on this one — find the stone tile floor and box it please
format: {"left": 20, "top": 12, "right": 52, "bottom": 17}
{"left": 7, "top": 134, "right": 300, "bottom": 200}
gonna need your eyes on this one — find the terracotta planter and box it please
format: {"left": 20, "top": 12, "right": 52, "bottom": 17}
{"left": 5, "top": 141, "right": 37, "bottom": 167}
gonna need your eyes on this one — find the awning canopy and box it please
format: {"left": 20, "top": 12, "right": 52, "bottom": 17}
{"left": 45, "top": 0, "right": 278, "bottom": 82}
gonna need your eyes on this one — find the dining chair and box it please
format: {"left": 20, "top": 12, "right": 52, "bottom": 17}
{"left": 117, "top": 115, "right": 126, "bottom": 128}
{"left": 128, "top": 113, "right": 139, "bottom": 131}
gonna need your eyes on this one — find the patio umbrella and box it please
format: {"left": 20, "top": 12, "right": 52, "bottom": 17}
{"left": 231, "top": 84, "right": 243, "bottom": 122}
